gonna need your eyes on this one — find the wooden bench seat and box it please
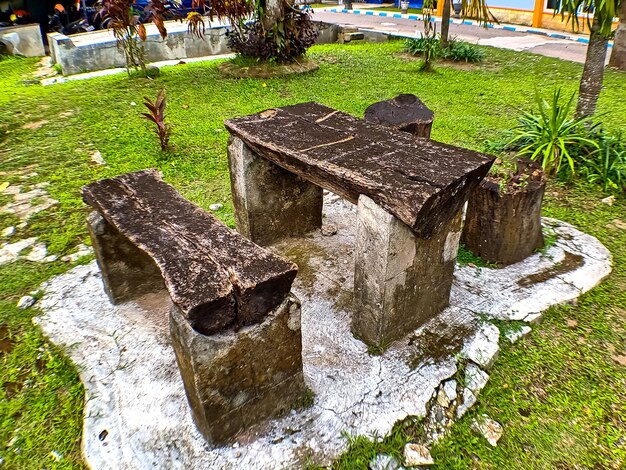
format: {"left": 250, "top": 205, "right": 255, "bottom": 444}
{"left": 82, "top": 169, "right": 297, "bottom": 335}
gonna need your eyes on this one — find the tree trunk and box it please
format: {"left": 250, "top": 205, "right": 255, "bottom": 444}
{"left": 575, "top": 14, "right": 609, "bottom": 119}
{"left": 261, "top": 0, "right": 286, "bottom": 30}
{"left": 441, "top": 0, "right": 451, "bottom": 47}
{"left": 608, "top": 0, "right": 626, "bottom": 70}
{"left": 461, "top": 161, "right": 546, "bottom": 266}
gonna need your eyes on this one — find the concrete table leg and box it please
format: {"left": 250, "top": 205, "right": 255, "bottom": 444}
{"left": 170, "top": 294, "right": 306, "bottom": 446}
{"left": 352, "top": 195, "right": 462, "bottom": 348}
{"left": 87, "top": 211, "right": 164, "bottom": 304}
{"left": 227, "top": 136, "right": 323, "bottom": 246}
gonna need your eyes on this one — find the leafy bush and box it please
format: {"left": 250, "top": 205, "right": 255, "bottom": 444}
{"left": 579, "top": 129, "right": 626, "bottom": 191}
{"left": 405, "top": 37, "right": 485, "bottom": 63}
{"left": 226, "top": 9, "right": 318, "bottom": 63}
{"left": 506, "top": 88, "right": 597, "bottom": 176}
{"left": 441, "top": 40, "right": 485, "bottom": 62}
{"left": 405, "top": 36, "right": 441, "bottom": 56}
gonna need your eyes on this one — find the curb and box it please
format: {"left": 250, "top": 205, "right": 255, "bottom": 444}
{"left": 319, "top": 7, "right": 613, "bottom": 47}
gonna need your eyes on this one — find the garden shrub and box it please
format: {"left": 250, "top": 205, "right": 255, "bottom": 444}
{"left": 226, "top": 8, "right": 318, "bottom": 63}
{"left": 404, "top": 37, "right": 485, "bottom": 63}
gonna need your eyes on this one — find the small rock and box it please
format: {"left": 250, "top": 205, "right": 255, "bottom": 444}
{"left": 566, "top": 319, "right": 578, "bottom": 328}
{"left": 442, "top": 379, "right": 457, "bottom": 402}
{"left": 60, "top": 244, "right": 93, "bottom": 262}
{"left": 209, "top": 203, "right": 223, "bottom": 211}
{"left": 25, "top": 243, "right": 48, "bottom": 262}
{"left": 130, "top": 102, "right": 137, "bottom": 106}
{"left": 90, "top": 150, "right": 106, "bottom": 166}
{"left": 2, "top": 226, "right": 15, "bottom": 237}
{"left": 369, "top": 453, "right": 404, "bottom": 470}
{"left": 471, "top": 415, "right": 503, "bottom": 446}
{"left": 465, "top": 363, "right": 489, "bottom": 394}
{"left": 17, "top": 295, "right": 36, "bottom": 310}
{"left": 613, "top": 219, "right": 626, "bottom": 230}
{"left": 436, "top": 387, "right": 450, "bottom": 408}
{"left": 49, "top": 450, "right": 63, "bottom": 462}
{"left": 403, "top": 443, "right": 434, "bottom": 467}
{"left": 601, "top": 195, "right": 615, "bottom": 206}
{"left": 456, "top": 389, "right": 477, "bottom": 418}
{"left": 321, "top": 223, "right": 338, "bottom": 237}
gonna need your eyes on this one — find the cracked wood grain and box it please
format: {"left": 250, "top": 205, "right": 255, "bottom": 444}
{"left": 82, "top": 170, "right": 297, "bottom": 335}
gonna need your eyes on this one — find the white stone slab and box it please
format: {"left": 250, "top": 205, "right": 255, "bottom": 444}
{"left": 35, "top": 197, "right": 612, "bottom": 469}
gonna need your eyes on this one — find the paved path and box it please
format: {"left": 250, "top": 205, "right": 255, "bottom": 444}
{"left": 312, "top": 9, "right": 600, "bottom": 64}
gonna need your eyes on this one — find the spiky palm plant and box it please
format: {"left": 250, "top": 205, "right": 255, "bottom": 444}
{"left": 508, "top": 88, "right": 598, "bottom": 175}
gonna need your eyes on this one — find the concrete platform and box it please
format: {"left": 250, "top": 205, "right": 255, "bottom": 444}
{"left": 35, "top": 193, "right": 611, "bottom": 469}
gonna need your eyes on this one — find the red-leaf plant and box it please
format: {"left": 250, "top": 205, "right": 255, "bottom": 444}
{"left": 142, "top": 89, "right": 171, "bottom": 151}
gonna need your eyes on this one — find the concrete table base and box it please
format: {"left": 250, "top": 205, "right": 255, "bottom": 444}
{"left": 353, "top": 195, "right": 462, "bottom": 347}
{"left": 228, "top": 136, "right": 323, "bottom": 246}
{"left": 87, "top": 211, "right": 164, "bottom": 304}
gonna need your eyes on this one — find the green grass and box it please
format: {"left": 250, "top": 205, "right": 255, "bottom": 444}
{"left": 0, "top": 41, "right": 625, "bottom": 468}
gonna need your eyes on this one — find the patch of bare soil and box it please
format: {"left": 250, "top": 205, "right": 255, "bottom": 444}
{"left": 22, "top": 120, "right": 49, "bottom": 130}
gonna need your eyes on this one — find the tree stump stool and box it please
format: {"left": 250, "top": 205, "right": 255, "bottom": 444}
{"left": 82, "top": 170, "right": 305, "bottom": 446}
{"left": 461, "top": 158, "right": 547, "bottom": 265}
{"left": 225, "top": 103, "right": 495, "bottom": 348}
{"left": 364, "top": 94, "right": 435, "bottom": 139}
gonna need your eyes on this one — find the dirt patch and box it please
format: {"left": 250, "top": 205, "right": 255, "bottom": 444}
{"left": 219, "top": 58, "right": 319, "bottom": 79}
{"left": 396, "top": 52, "right": 500, "bottom": 71}
{"left": 22, "top": 120, "right": 49, "bottom": 130}
{"left": 517, "top": 251, "right": 584, "bottom": 287}
{"left": 407, "top": 320, "right": 476, "bottom": 369}
{"left": 0, "top": 324, "right": 15, "bottom": 355}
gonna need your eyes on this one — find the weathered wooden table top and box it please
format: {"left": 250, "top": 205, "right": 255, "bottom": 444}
{"left": 225, "top": 102, "right": 495, "bottom": 238}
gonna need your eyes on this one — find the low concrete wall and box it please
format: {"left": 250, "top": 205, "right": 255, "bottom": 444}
{"left": 48, "top": 24, "right": 232, "bottom": 75}
{"left": 0, "top": 24, "right": 45, "bottom": 57}
{"left": 47, "top": 20, "right": 383, "bottom": 76}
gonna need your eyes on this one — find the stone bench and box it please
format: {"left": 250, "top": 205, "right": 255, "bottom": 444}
{"left": 82, "top": 169, "right": 305, "bottom": 445}
{"left": 224, "top": 103, "right": 495, "bottom": 348}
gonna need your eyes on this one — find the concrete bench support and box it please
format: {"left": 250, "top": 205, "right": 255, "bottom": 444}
{"left": 353, "top": 195, "right": 463, "bottom": 347}
{"left": 228, "top": 136, "right": 323, "bottom": 246}
{"left": 87, "top": 211, "right": 164, "bottom": 303}
{"left": 170, "top": 294, "right": 305, "bottom": 446}
{"left": 82, "top": 170, "right": 304, "bottom": 445}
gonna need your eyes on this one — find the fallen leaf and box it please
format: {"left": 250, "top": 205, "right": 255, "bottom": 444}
{"left": 260, "top": 109, "right": 277, "bottom": 119}
{"left": 611, "top": 354, "right": 626, "bottom": 366}
{"left": 613, "top": 219, "right": 626, "bottom": 230}
{"left": 181, "top": 104, "right": 189, "bottom": 109}
{"left": 22, "top": 120, "right": 48, "bottom": 130}
{"left": 0, "top": 182, "right": 8, "bottom": 192}
{"left": 566, "top": 319, "right": 578, "bottom": 328}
